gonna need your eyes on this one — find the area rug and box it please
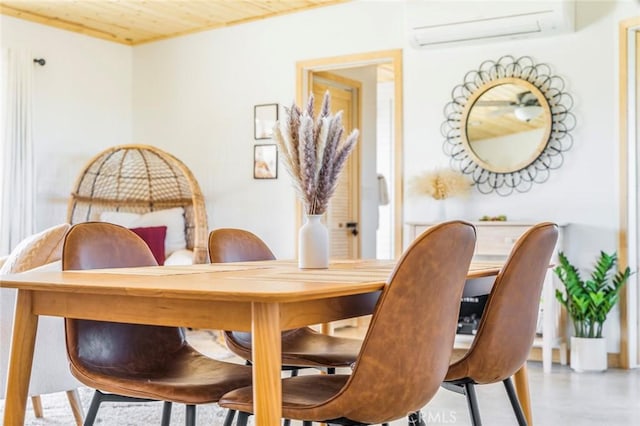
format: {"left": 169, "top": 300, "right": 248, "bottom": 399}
{"left": 0, "top": 329, "right": 252, "bottom": 425}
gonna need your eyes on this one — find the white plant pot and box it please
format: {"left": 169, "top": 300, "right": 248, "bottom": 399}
{"left": 570, "top": 336, "right": 607, "bottom": 372}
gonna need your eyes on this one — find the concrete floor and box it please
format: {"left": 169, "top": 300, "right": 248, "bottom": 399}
{"left": 408, "top": 362, "right": 640, "bottom": 425}
{"left": 328, "top": 326, "right": 640, "bottom": 426}
{"left": 3, "top": 329, "right": 638, "bottom": 425}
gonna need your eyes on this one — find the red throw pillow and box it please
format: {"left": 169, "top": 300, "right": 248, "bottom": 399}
{"left": 130, "top": 226, "right": 167, "bottom": 265}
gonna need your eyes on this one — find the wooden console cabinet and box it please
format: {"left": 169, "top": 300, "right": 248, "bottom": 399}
{"left": 406, "top": 221, "right": 567, "bottom": 373}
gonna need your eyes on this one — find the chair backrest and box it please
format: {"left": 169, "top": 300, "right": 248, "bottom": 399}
{"left": 208, "top": 228, "right": 275, "bottom": 263}
{"left": 457, "top": 222, "right": 558, "bottom": 383}
{"left": 208, "top": 228, "right": 280, "bottom": 345}
{"left": 0, "top": 224, "right": 79, "bottom": 398}
{"left": 62, "top": 222, "right": 186, "bottom": 375}
{"left": 320, "top": 221, "right": 476, "bottom": 424}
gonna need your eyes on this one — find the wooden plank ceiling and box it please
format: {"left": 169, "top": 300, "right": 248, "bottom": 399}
{"left": 0, "top": 0, "right": 349, "bottom": 45}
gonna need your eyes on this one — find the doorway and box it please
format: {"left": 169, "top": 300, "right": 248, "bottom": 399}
{"left": 296, "top": 49, "right": 403, "bottom": 260}
{"left": 619, "top": 16, "right": 640, "bottom": 369}
{"left": 311, "top": 72, "right": 361, "bottom": 259}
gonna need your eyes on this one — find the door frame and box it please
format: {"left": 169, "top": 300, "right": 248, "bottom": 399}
{"left": 619, "top": 16, "right": 640, "bottom": 369}
{"left": 296, "top": 49, "right": 404, "bottom": 258}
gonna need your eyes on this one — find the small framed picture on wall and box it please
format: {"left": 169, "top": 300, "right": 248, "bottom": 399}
{"left": 254, "top": 103, "right": 278, "bottom": 139}
{"left": 254, "top": 144, "right": 278, "bottom": 179}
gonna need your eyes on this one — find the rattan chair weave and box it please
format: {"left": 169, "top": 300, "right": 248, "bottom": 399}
{"left": 67, "top": 144, "right": 208, "bottom": 263}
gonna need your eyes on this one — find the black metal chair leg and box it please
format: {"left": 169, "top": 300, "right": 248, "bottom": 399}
{"left": 463, "top": 382, "right": 482, "bottom": 426}
{"left": 83, "top": 390, "right": 103, "bottom": 426}
{"left": 185, "top": 404, "right": 196, "bottom": 426}
{"left": 303, "top": 421, "right": 313, "bottom": 426}
{"left": 160, "top": 401, "right": 172, "bottom": 426}
{"left": 503, "top": 377, "right": 528, "bottom": 426}
{"left": 222, "top": 409, "right": 236, "bottom": 426}
{"left": 236, "top": 411, "right": 250, "bottom": 426}
{"left": 327, "top": 367, "right": 335, "bottom": 374}
{"left": 83, "top": 389, "right": 172, "bottom": 426}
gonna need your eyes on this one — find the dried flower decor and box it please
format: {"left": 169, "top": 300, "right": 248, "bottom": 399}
{"left": 274, "top": 92, "right": 359, "bottom": 215}
{"left": 409, "top": 168, "right": 471, "bottom": 200}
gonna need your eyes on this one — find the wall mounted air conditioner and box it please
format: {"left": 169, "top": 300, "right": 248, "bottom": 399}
{"left": 407, "top": 0, "right": 575, "bottom": 49}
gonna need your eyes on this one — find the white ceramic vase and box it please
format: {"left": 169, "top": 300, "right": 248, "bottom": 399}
{"left": 570, "top": 336, "right": 607, "bottom": 372}
{"left": 298, "top": 214, "right": 329, "bottom": 269}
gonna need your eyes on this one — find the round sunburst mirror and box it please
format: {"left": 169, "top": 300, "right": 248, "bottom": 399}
{"left": 442, "top": 56, "right": 575, "bottom": 195}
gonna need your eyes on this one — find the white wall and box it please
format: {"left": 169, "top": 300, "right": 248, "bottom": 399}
{"left": 132, "top": 1, "right": 403, "bottom": 258}
{"left": 404, "top": 1, "right": 629, "bottom": 245}
{"left": 131, "top": 0, "right": 639, "bottom": 350}
{"left": 2, "top": 0, "right": 639, "bottom": 351}
{"left": 130, "top": 0, "right": 639, "bottom": 256}
{"left": 402, "top": 0, "right": 638, "bottom": 350}
{"left": 0, "top": 16, "right": 132, "bottom": 232}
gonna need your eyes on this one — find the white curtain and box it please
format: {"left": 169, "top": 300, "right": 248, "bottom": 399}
{"left": 0, "top": 48, "right": 36, "bottom": 255}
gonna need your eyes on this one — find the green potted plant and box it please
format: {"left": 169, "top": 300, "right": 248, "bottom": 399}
{"left": 554, "top": 251, "right": 631, "bottom": 372}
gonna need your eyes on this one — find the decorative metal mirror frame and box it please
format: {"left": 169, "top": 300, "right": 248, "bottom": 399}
{"left": 442, "top": 55, "right": 575, "bottom": 196}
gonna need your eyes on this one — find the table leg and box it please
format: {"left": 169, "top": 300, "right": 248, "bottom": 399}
{"left": 252, "top": 302, "right": 282, "bottom": 426}
{"left": 4, "top": 290, "right": 38, "bottom": 426}
{"left": 513, "top": 363, "right": 533, "bottom": 425}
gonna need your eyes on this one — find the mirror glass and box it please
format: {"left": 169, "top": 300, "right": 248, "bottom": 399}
{"left": 464, "top": 82, "right": 550, "bottom": 173}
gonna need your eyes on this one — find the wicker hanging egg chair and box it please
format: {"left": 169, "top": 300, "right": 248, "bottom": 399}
{"left": 67, "top": 144, "right": 208, "bottom": 264}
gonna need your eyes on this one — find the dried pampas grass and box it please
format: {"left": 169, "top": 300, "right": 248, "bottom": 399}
{"left": 274, "top": 92, "right": 359, "bottom": 215}
{"left": 409, "top": 168, "right": 471, "bottom": 200}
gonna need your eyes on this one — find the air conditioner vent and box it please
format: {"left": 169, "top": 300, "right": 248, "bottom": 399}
{"left": 407, "top": 1, "right": 575, "bottom": 49}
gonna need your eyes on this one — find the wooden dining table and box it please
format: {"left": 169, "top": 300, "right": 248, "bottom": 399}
{"left": 1, "top": 259, "right": 531, "bottom": 426}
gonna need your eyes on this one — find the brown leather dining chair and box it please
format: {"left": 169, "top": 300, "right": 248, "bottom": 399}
{"left": 209, "top": 228, "right": 366, "bottom": 425}
{"left": 438, "top": 222, "right": 559, "bottom": 426}
{"left": 208, "top": 228, "right": 363, "bottom": 373}
{"left": 218, "top": 220, "right": 477, "bottom": 426}
{"left": 62, "top": 222, "right": 253, "bottom": 426}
